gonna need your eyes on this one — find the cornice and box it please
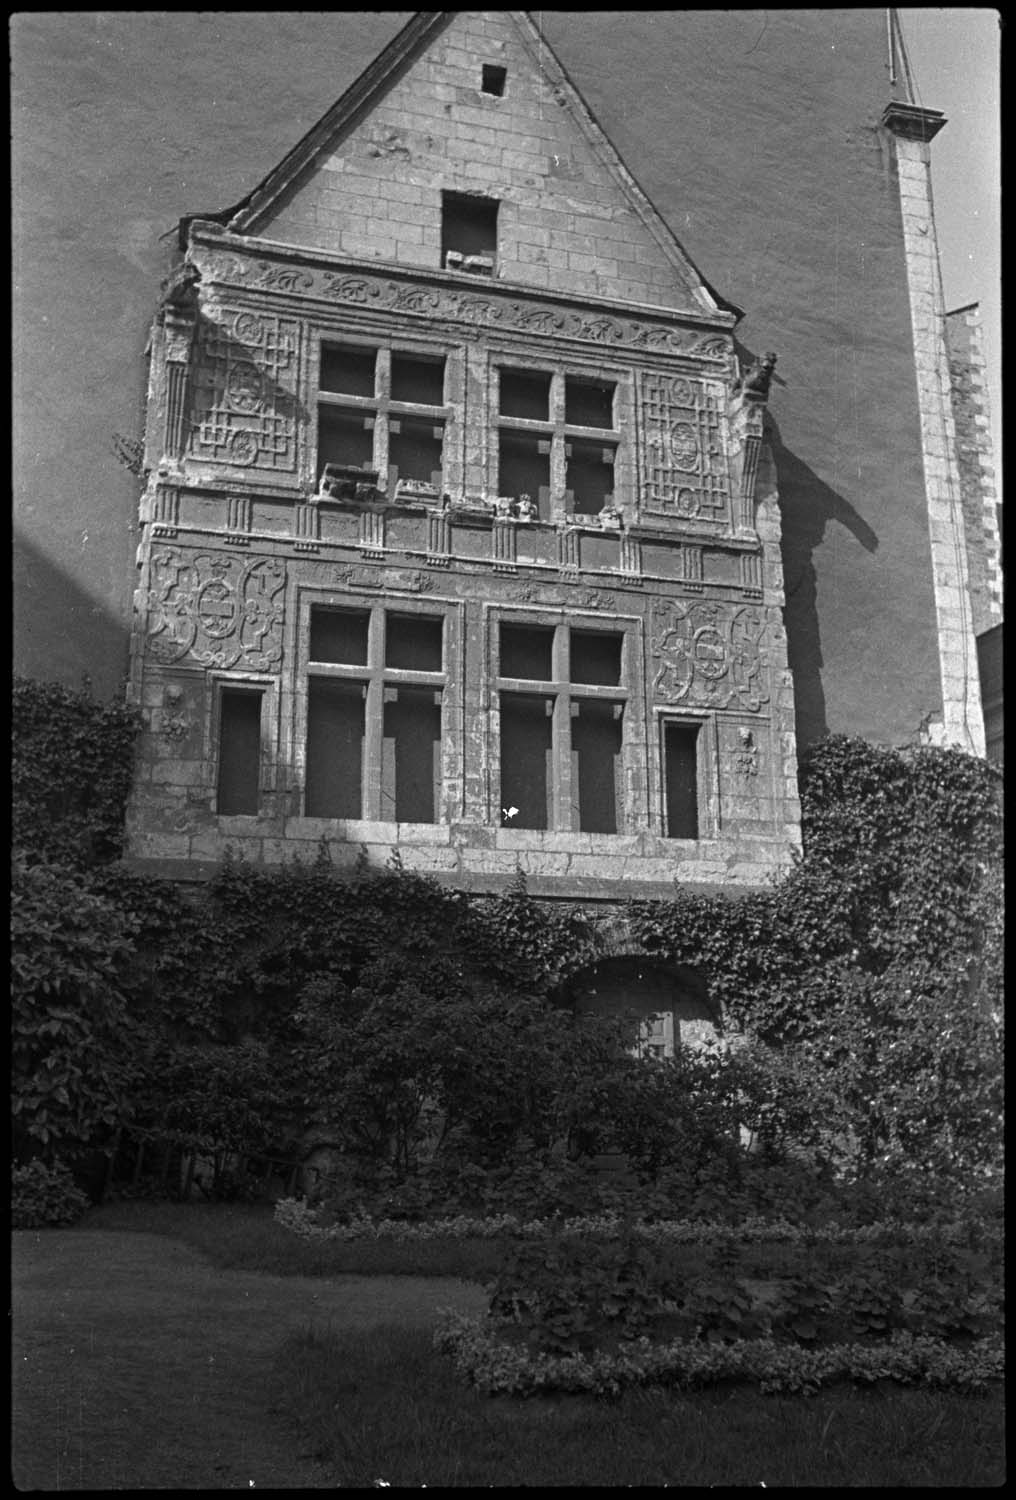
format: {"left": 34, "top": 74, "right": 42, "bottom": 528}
{"left": 880, "top": 101, "right": 947, "bottom": 142}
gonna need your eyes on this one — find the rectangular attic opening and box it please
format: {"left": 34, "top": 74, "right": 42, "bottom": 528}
{"left": 442, "top": 192, "right": 498, "bottom": 276}
{"left": 481, "top": 64, "right": 507, "bottom": 96}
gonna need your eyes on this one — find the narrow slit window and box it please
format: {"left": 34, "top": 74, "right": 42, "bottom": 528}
{"left": 382, "top": 686, "right": 442, "bottom": 823}
{"left": 442, "top": 191, "right": 498, "bottom": 275}
{"left": 664, "top": 723, "right": 699, "bottom": 839}
{"left": 305, "top": 678, "right": 366, "bottom": 819}
{"left": 217, "top": 689, "right": 262, "bottom": 816}
{"left": 500, "top": 694, "right": 552, "bottom": 829}
{"left": 481, "top": 63, "right": 507, "bottom": 96}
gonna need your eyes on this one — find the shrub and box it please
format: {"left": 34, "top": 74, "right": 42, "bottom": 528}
{"left": 12, "top": 1158, "right": 90, "bottom": 1229}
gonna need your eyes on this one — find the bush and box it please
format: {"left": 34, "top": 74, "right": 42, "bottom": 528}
{"left": 12, "top": 1158, "right": 90, "bottom": 1229}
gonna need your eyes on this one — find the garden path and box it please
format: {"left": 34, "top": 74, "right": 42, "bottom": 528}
{"left": 12, "top": 1228, "right": 486, "bottom": 1490}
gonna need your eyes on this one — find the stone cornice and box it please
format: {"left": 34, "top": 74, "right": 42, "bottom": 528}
{"left": 881, "top": 101, "right": 947, "bottom": 142}
{"left": 187, "top": 223, "right": 738, "bottom": 334}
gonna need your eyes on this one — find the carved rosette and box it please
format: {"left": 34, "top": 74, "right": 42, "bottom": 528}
{"left": 651, "top": 601, "right": 770, "bottom": 712}
{"left": 146, "top": 549, "right": 286, "bottom": 670}
{"left": 188, "top": 308, "right": 300, "bottom": 472}
{"left": 641, "top": 374, "right": 731, "bottom": 522}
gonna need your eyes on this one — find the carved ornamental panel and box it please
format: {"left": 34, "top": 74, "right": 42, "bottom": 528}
{"left": 146, "top": 548, "right": 286, "bottom": 670}
{"left": 188, "top": 308, "right": 301, "bottom": 472}
{"left": 650, "top": 600, "right": 770, "bottom": 712}
{"left": 640, "top": 374, "right": 731, "bottom": 524}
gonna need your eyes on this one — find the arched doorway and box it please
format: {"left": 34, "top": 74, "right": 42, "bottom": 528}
{"left": 566, "top": 953, "right": 720, "bottom": 1056}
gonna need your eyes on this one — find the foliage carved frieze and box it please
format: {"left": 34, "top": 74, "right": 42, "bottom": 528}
{"left": 503, "top": 582, "right": 617, "bottom": 610}
{"left": 641, "top": 374, "right": 732, "bottom": 522}
{"left": 332, "top": 565, "right": 434, "bottom": 593}
{"left": 198, "top": 254, "right": 732, "bottom": 361}
{"left": 651, "top": 601, "right": 770, "bottom": 712}
{"left": 188, "top": 307, "right": 302, "bottom": 472}
{"left": 146, "top": 549, "right": 286, "bottom": 670}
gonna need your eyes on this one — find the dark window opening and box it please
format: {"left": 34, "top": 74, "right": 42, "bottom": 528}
{"left": 500, "top": 623, "right": 553, "bottom": 681}
{"left": 217, "top": 689, "right": 262, "bottom": 816}
{"left": 499, "top": 368, "right": 551, "bottom": 421}
{"left": 565, "top": 376, "right": 615, "bottom": 429}
{"left": 382, "top": 686, "right": 442, "bottom": 823}
{"left": 500, "top": 694, "right": 552, "bottom": 829}
{"left": 386, "top": 613, "right": 444, "bottom": 672}
{"left": 664, "top": 724, "right": 699, "bottom": 839}
{"left": 567, "top": 439, "right": 616, "bottom": 516}
{"left": 391, "top": 353, "right": 446, "bottom": 406}
{"left": 481, "top": 63, "right": 507, "bottom": 96}
{"left": 570, "top": 631, "right": 623, "bottom": 686}
{"left": 389, "top": 416, "right": 444, "bottom": 489}
{"left": 305, "top": 678, "right": 365, "bottom": 819}
{"left": 442, "top": 191, "right": 498, "bottom": 274}
{"left": 573, "top": 700, "right": 623, "bottom": 834}
{"left": 498, "top": 431, "right": 550, "bottom": 517}
{"left": 310, "top": 607, "right": 370, "bottom": 666}
{"left": 317, "top": 406, "right": 373, "bottom": 482}
{"left": 320, "top": 344, "right": 377, "bottom": 397}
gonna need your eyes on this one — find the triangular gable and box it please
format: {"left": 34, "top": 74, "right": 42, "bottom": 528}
{"left": 200, "top": 11, "right": 733, "bottom": 320}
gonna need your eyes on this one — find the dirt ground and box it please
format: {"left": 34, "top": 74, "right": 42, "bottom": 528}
{"left": 12, "top": 1228, "right": 485, "bottom": 1490}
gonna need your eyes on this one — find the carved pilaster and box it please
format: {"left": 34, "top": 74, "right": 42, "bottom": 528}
{"left": 162, "top": 306, "right": 197, "bottom": 462}
{"left": 493, "top": 518, "right": 517, "bottom": 572}
{"left": 359, "top": 509, "right": 385, "bottom": 559}
{"left": 740, "top": 549, "right": 763, "bottom": 597}
{"left": 557, "top": 527, "right": 580, "bottom": 571}
{"left": 151, "top": 482, "right": 180, "bottom": 536}
{"left": 682, "top": 544, "right": 704, "bottom": 591}
{"left": 427, "top": 509, "right": 451, "bottom": 565}
{"left": 294, "top": 498, "right": 320, "bottom": 552}
{"left": 619, "top": 532, "right": 642, "bottom": 575}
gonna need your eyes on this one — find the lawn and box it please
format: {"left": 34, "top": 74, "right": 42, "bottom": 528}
{"left": 13, "top": 1202, "right": 1006, "bottom": 1489}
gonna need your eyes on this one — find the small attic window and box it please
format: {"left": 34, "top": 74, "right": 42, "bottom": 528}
{"left": 442, "top": 191, "right": 498, "bottom": 276}
{"left": 481, "top": 64, "right": 507, "bottom": 97}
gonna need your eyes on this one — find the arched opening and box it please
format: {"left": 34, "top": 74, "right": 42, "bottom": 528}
{"left": 565, "top": 953, "right": 720, "bottom": 1056}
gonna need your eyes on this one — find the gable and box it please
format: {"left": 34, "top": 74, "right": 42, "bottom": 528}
{"left": 230, "top": 11, "right": 720, "bottom": 316}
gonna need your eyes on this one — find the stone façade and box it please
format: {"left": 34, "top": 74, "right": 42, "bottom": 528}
{"left": 125, "top": 11, "right": 801, "bottom": 894}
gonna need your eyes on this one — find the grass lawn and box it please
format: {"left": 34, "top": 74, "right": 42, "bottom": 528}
{"left": 13, "top": 1202, "right": 1006, "bottom": 1488}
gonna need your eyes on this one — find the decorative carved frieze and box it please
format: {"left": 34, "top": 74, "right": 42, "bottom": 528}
{"left": 503, "top": 582, "right": 616, "bottom": 610}
{"left": 651, "top": 601, "right": 770, "bottom": 713}
{"left": 640, "top": 374, "right": 731, "bottom": 522}
{"left": 188, "top": 308, "right": 301, "bottom": 473}
{"left": 333, "top": 565, "right": 433, "bottom": 593}
{"left": 196, "top": 252, "right": 733, "bottom": 361}
{"left": 146, "top": 549, "right": 286, "bottom": 671}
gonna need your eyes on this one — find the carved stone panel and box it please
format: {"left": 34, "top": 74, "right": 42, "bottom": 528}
{"left": 188, "top": 308, "right": 301, "bottom": 473}
{"left": 641, "top": 374, "right": 731, "bottom": 524}
{"left": 146, "top": 548, "right": 286, "bottom": 670}
{"left": 650, "top": 601, "right": 770, "bottom": 712}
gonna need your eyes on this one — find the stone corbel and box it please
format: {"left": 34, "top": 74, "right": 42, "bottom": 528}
{"left": 728, "top": 352, "right": 776, "bottom": 531}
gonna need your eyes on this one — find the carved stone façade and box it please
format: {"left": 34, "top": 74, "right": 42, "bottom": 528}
{"left": 126, "top": 9, "right": 801, "bottom": 897}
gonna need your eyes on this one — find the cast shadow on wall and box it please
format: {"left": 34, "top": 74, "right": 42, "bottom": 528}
{"left": 767, "top": 419, "right": 880, "bottom": 748}
{"left": 13, "top": 528, "right": 131, "bottom": 698}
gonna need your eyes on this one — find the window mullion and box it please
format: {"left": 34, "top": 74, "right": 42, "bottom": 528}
{"left": 373, "top": 348, "right": 391, "bottom": 481}
{"left": 549, "top": 371, "right": 567, "bottom": 522}
{"left": 362, "top": 610, "right": 386, "bottom": 820}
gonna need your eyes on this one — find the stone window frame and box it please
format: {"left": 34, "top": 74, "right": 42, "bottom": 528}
{"left": 487, "top": 357, "right": 632, "bottom": 524}
{"left": 653, "top": 707, "right": 717, "bottom": 842}
{"left": 293, "top": 591, "right": 457, "bottom": 825}
{"left": 489, "top": 608, "right": 637, "bottom": 834}
{"left": 209, "top": 671, "right": 279, "bottom": 819}
{"left": 312, "top": 334, "right": 459, "bottom": 496}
